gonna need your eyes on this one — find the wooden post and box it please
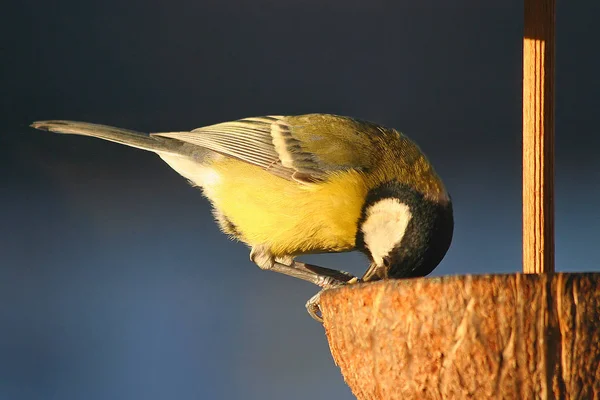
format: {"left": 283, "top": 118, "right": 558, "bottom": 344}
{"left": 523, "top": 0, "right": 555, "bottom": 273}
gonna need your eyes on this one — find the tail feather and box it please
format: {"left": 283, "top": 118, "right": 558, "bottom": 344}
{"left": 31, "top": 120, "right": 183, "bottom": 155}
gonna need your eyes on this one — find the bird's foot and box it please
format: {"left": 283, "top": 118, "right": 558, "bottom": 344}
{"left": 249, "top": 246, "right": 361, "bottom": 321}
{"left": 306, "top": 277, "right": 360, "bottom": 322}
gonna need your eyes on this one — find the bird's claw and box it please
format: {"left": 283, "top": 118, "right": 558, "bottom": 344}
{"left": 306, "top": 276, "right": 361, "bottom": 323}
{"left": 306, "top": 291, "right": 325, "bottom": 322}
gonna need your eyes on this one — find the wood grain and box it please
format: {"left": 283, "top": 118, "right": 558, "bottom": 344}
{"left": 523, "top": 0, "right": 555, "bottom": 273}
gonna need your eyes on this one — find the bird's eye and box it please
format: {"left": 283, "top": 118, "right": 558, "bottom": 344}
{"left": 382, "top": 257, "right": 391, "bottom": 267}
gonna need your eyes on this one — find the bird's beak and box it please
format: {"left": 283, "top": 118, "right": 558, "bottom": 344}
{"left": 361, "top": 262, "right": 384, "bottom": 282}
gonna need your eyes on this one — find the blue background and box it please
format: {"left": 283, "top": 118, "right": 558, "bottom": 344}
{"left": 2, "top": 1, "right": 599, "bottom": 399}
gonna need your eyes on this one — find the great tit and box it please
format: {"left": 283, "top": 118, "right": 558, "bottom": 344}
{"left": 31, "top": 114, "right": 453, "bottom": 321}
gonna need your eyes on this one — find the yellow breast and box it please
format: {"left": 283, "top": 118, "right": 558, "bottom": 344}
{"left": 206, "top": 158, "right": 370, "bottom": 257}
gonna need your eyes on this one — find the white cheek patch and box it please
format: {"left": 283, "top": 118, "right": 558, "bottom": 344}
{"left": 361, "top": 199, "right": 412, "bottom": 265}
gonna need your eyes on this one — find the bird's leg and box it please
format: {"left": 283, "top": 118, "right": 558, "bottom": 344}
{"left": 289, "top": 261, "right": 357, "bottom": 284}
{"left": 250, "top": 246, "right": 360, "bottom": 322}
{"left": 250, "top": 246, "right": 355, "bottom": 287}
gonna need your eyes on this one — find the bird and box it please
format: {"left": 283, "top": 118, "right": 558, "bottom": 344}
{"left": 31, "top": 114, "right": 454, "bottom": 321}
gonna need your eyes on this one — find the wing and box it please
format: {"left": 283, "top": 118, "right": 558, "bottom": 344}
{"left": 152, "top": 114, "right": 386, "bottom": 183}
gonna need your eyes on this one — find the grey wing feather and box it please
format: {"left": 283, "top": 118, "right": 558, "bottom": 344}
{"left": 33, "top": 115, "right": 377, "bottom": 184}
{"left": 152, "top": 116, "right": 313, "bottom": 181}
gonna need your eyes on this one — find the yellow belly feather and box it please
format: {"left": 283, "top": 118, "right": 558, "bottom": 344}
{"left": 208, "top": 158, "right": 370, "bottom": 257}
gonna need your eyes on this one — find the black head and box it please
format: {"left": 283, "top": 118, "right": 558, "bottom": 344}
{"left": 355, "top": 181, "right": 454, "bottom": 281}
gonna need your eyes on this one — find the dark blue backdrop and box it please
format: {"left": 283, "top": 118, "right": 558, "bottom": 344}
{"left": 2, "top": 1, "right": 599, "bottom": 399}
